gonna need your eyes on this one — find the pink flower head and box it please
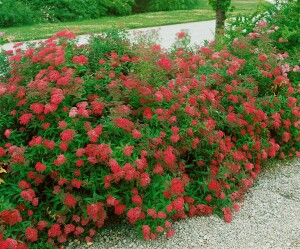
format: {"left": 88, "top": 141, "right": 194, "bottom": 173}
{"left": 54, "top": 154, "right": 66, "bottom": 165}
{"left": 50, "top": 88, "right": 64, "bottom": 105}
{"left": 4, "top": 129, "right": 11, "bottom": 138}
{"left": 123, "top": 145, "right": 134, "bottom": 157}
{"left": 69, "top": 107, "right": 78, "bottom": 117}
{"left": 132, "top": 129, "right": 142, "bottom": 139}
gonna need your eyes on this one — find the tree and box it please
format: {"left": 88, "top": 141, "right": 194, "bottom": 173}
{"left": 208, "top": 0, "right": 231, "bottom": 33}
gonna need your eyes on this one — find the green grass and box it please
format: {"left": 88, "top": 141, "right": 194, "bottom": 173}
{"left": 0, "top": 0, "right": 268, "bottom": 43}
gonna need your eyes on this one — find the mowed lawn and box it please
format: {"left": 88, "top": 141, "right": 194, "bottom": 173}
{"left": 0, "top": 0, "right": 269, "bottom": 42}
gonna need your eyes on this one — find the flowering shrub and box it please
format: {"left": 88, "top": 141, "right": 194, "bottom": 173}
{"left": 225, "top": 0, "right": 300, "bottom": 55}
{"left": 0, "top": 24, "right": 299, "bottom": 248}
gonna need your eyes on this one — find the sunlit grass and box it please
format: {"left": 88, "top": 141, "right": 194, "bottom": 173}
{"left": 0, "top": 0, "right": 267, "bottom": 42}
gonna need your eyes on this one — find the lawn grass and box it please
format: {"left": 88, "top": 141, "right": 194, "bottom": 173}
{"left": 0, "top": 0, "right": 269, "bottom": 43}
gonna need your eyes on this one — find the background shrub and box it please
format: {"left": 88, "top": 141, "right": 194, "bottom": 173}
{"left": 137, "top": 0, "right": 201, "bottom": 12}
{"left": 0, "top": 0, "right": 34, "bottom": 27}
{"left": 0, "top": 0, "right": 136, "bottom": 27}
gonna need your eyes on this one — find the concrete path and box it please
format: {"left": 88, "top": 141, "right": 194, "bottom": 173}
{"left": 0, "top": 20, "right": 215, "bottom": 51}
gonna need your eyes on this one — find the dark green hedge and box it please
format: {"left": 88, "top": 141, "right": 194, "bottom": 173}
{"left": 0, "top": 0, "right": 201, "bottom": 27}
{"left": 0, "top": 0, "right": 136, "bottom": 27}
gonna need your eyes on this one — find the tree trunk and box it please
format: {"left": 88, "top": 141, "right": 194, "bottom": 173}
{"left": 215, "top": 0, "right": 226, "bottom": 32}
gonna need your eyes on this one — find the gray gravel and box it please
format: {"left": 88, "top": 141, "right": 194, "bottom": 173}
{"left": 67, "top": 158, "right": 300, "bottom": 249}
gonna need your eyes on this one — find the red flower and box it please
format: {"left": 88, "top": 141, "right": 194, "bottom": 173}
{"left": 4, "top": 129, "right": 11, "bottom": 138}
{"left": 114, "top": 204, "right": 126, "bottom": 215}
{"left": 30, "top": 103, "right": 44, "bottom": 114}
{"left": 60, "top": 129, "right": 75, "bottom": 142}
{"left": 158, "top": 57, "right": 171, "bottom": 70}
{"left": 44, "top": 103, "right": 58, "bottom": 114}
{"left": 170, "top": 134, "right": 180, "bottom": 143}
{"left": 232, "top": 203, "right": 240, "bottom": 212}
{"left": 25, "top": 227, "right": 38, "bottom": 242}
{"left": 139, "top": 172, "right": 150, "bottom": 187}
{"left": 87, "top": 204, "right": 99, "bottom": 221}
{"left": 166, "top": 229, "right": 175, "bottom": 238}
{"left": 53, "top": 154, "right": 66, "bottom": 166}
{"left": 20, "top": 189, "right": 36, "bottom": 202}
{"left": 0, "top": 147, "right": 5, "bottom": 156}
{"left": 172, "top": 197, "right": 184, "bottom": 211}
{"left": 37, "top": 221, "right": 47, "bottom": 230}
{"left": 64, "top": 193, "right": 77, "bottom": 208}
{"left": 142, "top": 225, "right": 150, "bottom": 236}
{"left": 123, "top": 145, "right": 134, "bottom": 157}
{"left": 177, "top": 31, "right": 186, "bottom": 39}
{"left": 106, "top": 195, "right": 119, "bottom": 206}
{"left": 132, "top": 129, "right": 142, "bottom": 139}
{"left": 157, "top": 211, "right": 166, "bottom": 219}
{"left": 171, "top": 178, "right": 184, "bottom": 194}
{"left": 19, "top": 113, "right": 33, "bottom": 125}
{"left": 114, "top": 118, "right": 134, "bottom": 131}
{"left": 91, "top": 101, "right": 104, "bottom": 115}
{"left": 35, "top": 162, "right": 46, "bottom": 172}
{"left": 208, "top": 180, "right": 222, "bottom": 192}
{"left": 50, "top": 88, "right": 64, "bottom": 105}
{"left": 32, "top": 198, "right": 39, "bottom": 206}
{"left": 155, "top": 91, "right": 164, "bottom": 102}
{"left": 59, "top": 141, "right": 68, "bottom": 151}
{"left": 72, "top": 55, "right": 88, "bottom": 65}
{"left": 74, "top": 226, "right": 84, "bottom": 235}
{"left": 143, "top": 107, "right": 153, "bottom": 120}
{"left": 132, "top": 195, "right": 143, "bottom": 206}
{"left": 164, "top": 147, "right": 176, "bottom": 166}
{"left": 18, "top": 180, "right": 31, "bottom": 189}
{"left": 127, "top": 207, "right": 142, "bottom": 223}
{"left": 222, "top": 207, "right": 232, "bottom": 222}
{"left": 0, "top": 209, "right": 22, "bottom": 226}
{"left": 48, "top": 224, "right": 62, "bottom": 237}
{"left": 64, "top": 224, "right": 75, "bottom": 234}
{"left": 71, "top": 179, "right": 83, "bottom": 189}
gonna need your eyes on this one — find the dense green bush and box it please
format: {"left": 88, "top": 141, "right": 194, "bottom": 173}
{"left": 0, "top": 0, "right": 34, "bottom": 27}
{"left": 0, "top": 0, "right": 136, "bottom": 27}
{"left": 134, "top": 0, "right": 201, "bottom": 12}
{"left": 22, "top": 0, "right": 135, "bottom": 22}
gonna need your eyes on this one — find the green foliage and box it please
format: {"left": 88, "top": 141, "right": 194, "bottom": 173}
{"left": 0, "top": 0, "right": 136, "bottom": 27}
{"left": 208, "top": 0, "right": 231, "bottom": 12}
{"left": 145, "top": 0, "right": 201, "bottom": 12}
{"left": 0, "top": 0, "right": 34, "bottom": 27}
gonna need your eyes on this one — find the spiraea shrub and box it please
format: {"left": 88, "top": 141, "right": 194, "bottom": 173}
{"left": 0, "top": 24, "right": 299, "bottom": 248}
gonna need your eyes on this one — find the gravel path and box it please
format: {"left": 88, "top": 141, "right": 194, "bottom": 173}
{"left": 68, "top": 158, "right": 300, "bottom": 249}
